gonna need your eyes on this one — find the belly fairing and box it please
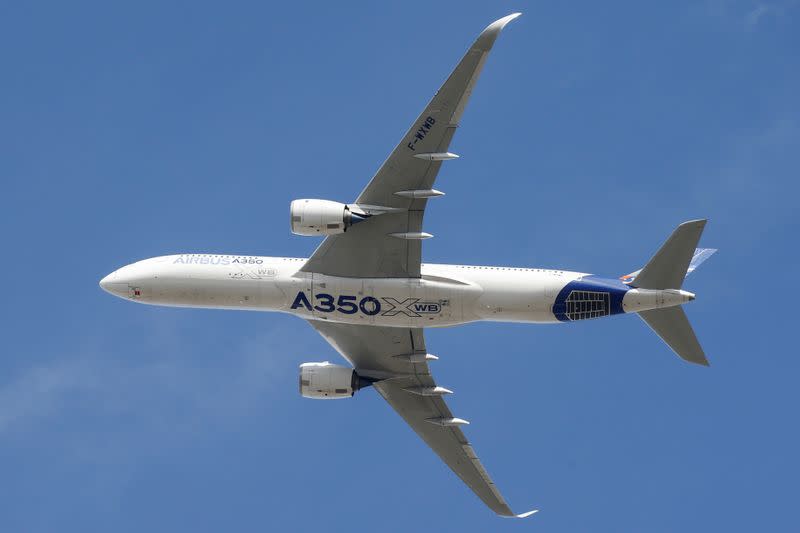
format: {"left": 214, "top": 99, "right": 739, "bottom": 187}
{"left": 284, "top": 272, "right": 481, "bottom": 327}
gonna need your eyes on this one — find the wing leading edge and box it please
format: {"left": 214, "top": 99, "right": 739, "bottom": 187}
{"left": 301, "top": 13, "right": 521, "bottom": 278}
{"left": 307, "top": 320, "right": 536, "bottom": 518}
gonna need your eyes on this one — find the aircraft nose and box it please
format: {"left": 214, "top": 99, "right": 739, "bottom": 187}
{"left": 99, "top": 271, "right": 114, "bottom": 290}
{"left": 99, "top": 271, "right": 128, "bottom": 297}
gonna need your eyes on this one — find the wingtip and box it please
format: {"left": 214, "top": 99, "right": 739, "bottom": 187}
{"left": 475, "top": 13, "right": 522, "bottom": 51}
{"left": 489, "top": 12, "right": 522, "bottom": 31}
{"left": 680, "top": 218, "right": 708, "bottom": 228}
{"left": 500, "top": 509, "right": 539, "bottom": 519}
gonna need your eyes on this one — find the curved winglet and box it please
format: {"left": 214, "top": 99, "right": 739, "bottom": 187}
{"left": 474, "top": 13, "right": 522, "bottom": 51}
{"left": 500, "top": 508, "right": 539, "bottom": 519}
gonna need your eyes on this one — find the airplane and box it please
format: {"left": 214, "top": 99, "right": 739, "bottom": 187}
{"left": 99, "top": 13, "right": 716, "bottom": 518}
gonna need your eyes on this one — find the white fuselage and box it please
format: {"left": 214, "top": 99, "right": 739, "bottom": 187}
{"left": 99, "top": 254, "right": 694, "bottom": 326}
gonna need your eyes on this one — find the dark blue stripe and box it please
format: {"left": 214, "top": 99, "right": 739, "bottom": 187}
{"left": 552, "top": 275, "right": 630, "bottom": 322}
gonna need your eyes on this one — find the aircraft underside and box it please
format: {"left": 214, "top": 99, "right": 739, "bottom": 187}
{"left": 99, "top": 255, "right": 694, "bottom": 328}
{"left": 99, "top": 13, "right": 713, "bottom": 518}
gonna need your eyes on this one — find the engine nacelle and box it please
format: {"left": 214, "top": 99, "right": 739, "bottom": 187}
{"left": 299, "top": 362, "right": 365, "bottom": 399}
{"left": 290, "top": 199, "right": 367, "bottom": 236}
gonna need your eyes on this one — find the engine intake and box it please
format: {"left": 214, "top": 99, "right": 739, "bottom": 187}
{"left": 298, "top": 362, "right": 371, "bottom": 399}
{"left": 290, "top": 199, "right": 368, "bottom": 236}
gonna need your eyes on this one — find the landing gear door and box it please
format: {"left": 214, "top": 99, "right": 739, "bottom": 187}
{"left": 313, "top": 276, "right": 378, "bottom": 324}
{"left": 310, "top": 273, "right": 336, "bottom": 320}
{"left": 283, "top": 271, "right": 313, "bottom": 314}
{"left": 359, "top": 279, "right": 379, "bottom": 325}
{"left": 422, "top": 279, "right": 451, "bottom": 323}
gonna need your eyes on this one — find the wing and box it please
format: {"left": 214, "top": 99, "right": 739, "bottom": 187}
{"left": 301, "top": 14, "right": 521, "bottom": 278}
{"left": 307, "top": 320, "right": 536, "bottom": 518}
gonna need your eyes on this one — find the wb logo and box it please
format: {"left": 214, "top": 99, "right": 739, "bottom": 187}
{"left": 381, "top": 298, "right": 442, "bottom": 317}
{"left": 412, "top": 302, "right": 441, "bottom": 314}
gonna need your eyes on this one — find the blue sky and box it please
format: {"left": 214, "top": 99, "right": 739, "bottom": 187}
{"left": 1, "top": 1, "right": 798, "bottom": 531}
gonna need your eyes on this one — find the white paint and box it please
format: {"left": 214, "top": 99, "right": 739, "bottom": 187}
{"left": 99, "top": 254, "right": 584, "bottom": 327}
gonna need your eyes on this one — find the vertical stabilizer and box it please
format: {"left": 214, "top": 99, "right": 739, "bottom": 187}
{"left": 638, "top": 307, "right": 709, "bottom": 366}
{"left": 633, "top": 220, "right": 707, "bottom": 290}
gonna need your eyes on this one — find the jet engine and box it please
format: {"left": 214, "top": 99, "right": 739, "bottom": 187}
{"left": 290, "top": 199, "right": 368, "bottom": 236}
{"left": 298, "top": 362, "right": 372, "bottom": 399}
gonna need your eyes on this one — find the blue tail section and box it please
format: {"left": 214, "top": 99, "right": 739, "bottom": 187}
{"left": 552, "top": 276, "right": 630, "bottom": 322}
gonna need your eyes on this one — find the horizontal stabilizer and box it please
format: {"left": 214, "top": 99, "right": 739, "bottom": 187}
{"left": 638, "top": 307, "right": 709, "bottom": 366}
{"left": 687, "top": 248, "right": 717, "bottom": 274}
